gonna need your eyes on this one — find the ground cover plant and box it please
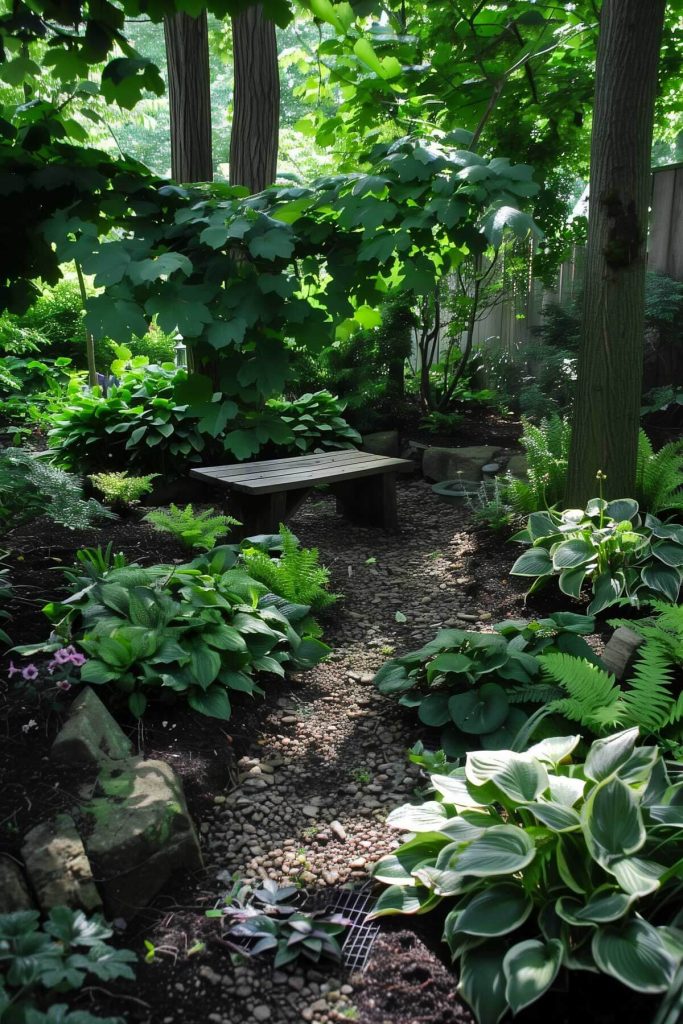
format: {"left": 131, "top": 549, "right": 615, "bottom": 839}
{"left": 88, "top": 472, "right": 159, "bottom": 512}
{"left": 510, "top": 500, "right": 683, "bottom": 612}
{"left": 373, "top": 612, "right": 597, "bottom": 756}
{"left": 371, "top": 729, "right": 683, "bottom": 1024}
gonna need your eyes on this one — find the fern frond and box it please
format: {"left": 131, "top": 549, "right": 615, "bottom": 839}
{"left": 242, "top": 524, "right": 339, "bottom": 612}
{"left": 621, "top": 640, "right": 677, "bottom": 731}
{"left": 506, "top": 683, "right": 564, "bottom": 704}
{"left": 636, "top": 431, "right": 683, "bottom": 514}
{"left": 541, "top": 652, "right": 624, "bottom": 733}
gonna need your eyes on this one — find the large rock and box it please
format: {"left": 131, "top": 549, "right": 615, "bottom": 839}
{"left": 601, "top": 626, "right": 645, "bottom": 680}
{"left": 82, "top": 758, "right": 202, "bottom": 920}
{"left": 51, "top": 687, "right": 133, "bottom": 765}
{"left": 22, "top": 814, "right": 101, "bottom": 913}
{"left": 422, "top": 446, "right": 501, "bottom": 483}
{"left": 506, "top": 453, "right": 528, "bottom": 479}
{"left": 0, "top": 855, "right": 34, "bottom": 912}
{"left": 362, "top": 430, "right": 400, "bottom": 458}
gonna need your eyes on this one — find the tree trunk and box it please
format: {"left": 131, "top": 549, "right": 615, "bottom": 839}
{"left": 164, "top": 11, "right": 213, "bottom": 183}
{"left": 229, "top": 3, "right": 280, "bottom": 193}
{"left": 565, "top": 0, "right": 665, "bottom": 505}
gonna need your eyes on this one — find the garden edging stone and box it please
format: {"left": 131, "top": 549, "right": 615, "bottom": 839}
{"left": 50, "top": 686, "right": 134, "bottom": 765}
{"left": 21, "top": 813, "right": 102, "bottom": 913}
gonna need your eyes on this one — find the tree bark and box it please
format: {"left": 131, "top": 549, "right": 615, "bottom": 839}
{"left": 229, "top": 3, "right": 280, "bottom": 193}
{"left": 565, "top": 0, "right": 666, "bottom": 505}
{"left": 164, "top": 11, "right": 213, "bottom": 183}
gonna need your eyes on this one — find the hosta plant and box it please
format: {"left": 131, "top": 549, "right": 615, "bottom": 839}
{"left": 207, "top": 879, "right": 348, "bottom": 968}
{"left": 510, "top": 501, "right": 683, "bottom": 613}
{"left": 373, "top": 613, "right": 597, "bottom": 756}
{"left": 371, "top": 729, "right": 683, "bottom": 1024}
{"left": 0, "top": 906, "right": 135, "bottom": 1024}
{"left": 32, "top": 547, "right": 329, "bottom": 719}
{"left": 264, "top": 390, "right": 361, "bottom": 453}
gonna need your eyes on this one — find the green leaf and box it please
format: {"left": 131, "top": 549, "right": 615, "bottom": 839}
{"left": 608, "top": 857, "right": 666, "bottom": 897}
{"left": 510, "top": 548, "right": 553, "bottom": 577}
{"left": 582, "top": 777, "right": 646, "bottom": 867}
{"left": 386, "top": 801, "right": 451, "bottom": 833}
{"left": 604, "top": 498, "right": 639, "bottom": 523}
{"left": 248, "top": 229, "right": 295, "bottom": 261}
{"left": 418, "top": 693, "right": 452, "bottom": 727}
{"left": 556, "top": 890, "right": 634, "bottom": 926}
{"left": 458, "top": 945, "right": 508, "bottom": 1024}
{"left": 189, "top": 644, "right": 221, "bottom": 687}
{"left": 448, "top": 683, "right": 509, "bottom": 735}
{"left": 522, "top": 802, "right": 581, "bottom": 832}
{"left": 372, "top": 833, "right": 451, "bottom": 885}
{"left": 187, "top": 684, "right": 232, "bottom": 720}
{"left": 453, "top": 825, "right": 536, "bottom": 876}
{"left": 454, "top": 884, "right": 532, "bottom": 937}
{"left": 128, "top": 691, "right": 147, "bottom": 717}
{"left": 558, "top": 565, "right": 588, "bottom": 598}
{"left": 592, "top": 920, "right": 676, "bottom": 993}
{"left": 504, "top": 939, "right": 563, "bottom": 1013}
{"left": 641, "top": 563, "right": 681, "bottom": 602}
{"left": 552, "top": 539, "right": 595, "bottom": 570}
{"left": 369, "top": 884, "right": 439, "bottom": 917}
{"left": 79, "top": 659, "right": 119, "bottom": 684}
{"left": 584, "top": 728, "right": 639, "bottom": 783}
{"left": 588, "top": 572, "right": 623, "bottom": 614}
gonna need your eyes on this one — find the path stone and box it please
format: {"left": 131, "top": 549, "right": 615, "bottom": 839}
{"left": 0, "top": 855, "right": 34, "bottom": 912}
{"left": 22, "top": 814, "right": 101, "bottom": 913}
{"left": 82, "top": 757, "right": 202, "bottom": 919}
{"left": 422, "top": 445, "right": 501, "bottom": 483}
{"left": 51, "top": 686, "right": 133, "bottom": 764}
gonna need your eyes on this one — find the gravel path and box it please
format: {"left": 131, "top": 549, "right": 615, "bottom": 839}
{"left": 147, "top": 479, "right": 522, "bottom": 1024}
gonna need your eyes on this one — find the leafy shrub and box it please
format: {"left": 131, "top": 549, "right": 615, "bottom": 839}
{"left": 264, "top": 390, "right": 360, "bottom": 452}
{"left": 0, "top": 448, "right": 114, "bottom": 530}
{"left": 43, "top": 547, "right": 329, "bottom": 718}
{"left": 144, "top": 504, "right": 240, "bottom": 550}
{"left": 538, "top": 603, "right": 683, "bottom": 750}
{"left": 241, "top": 524, "right": 339, "bottom": 613}
{"left": 371, "top": 729, "right": 683, "bottom": 1024}
{"left": 89, "top": 472, "right": 159, "bottom": 511}
{"left": 0, "top": 356, "right": 73, "bottom": 436}
{"left": 373, "top": 613, "right": 596, "bottom": 757}
{"left": 510, "top": 501, "right": 683, "bottom": 613}
{"left": 48, "top": 363, "right": 205, "bottom": 476}
{"left": 0, "top": 906, "right": 136, "bottom": 1024}
{"left": 207, "top": 879, "right": 348, "bottom": 967}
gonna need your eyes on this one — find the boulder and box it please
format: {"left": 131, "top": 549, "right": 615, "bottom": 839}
{"left": 0, "top": 855, "right": 34, "bottom": 912}
{"left": 51, "top": 687, "right": 133, "bottom": 765}
{"left": 82, "top": 758, "right": 202, "bottom": 920}
{"left": 422, "top": 446, "right": 501, "bottom": 483}
{"left": 601, "top": 626, "right": 645, "bottom": 680}
{"left": 22, "top": 814, "right": 101, "bottom": 913}
{"left": 506, "top": 453, "right": 528, "bottom": 479}
{"left": 362, "top": 430, "right": 400, "bottom": 458}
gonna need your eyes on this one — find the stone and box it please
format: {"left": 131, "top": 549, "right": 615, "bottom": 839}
{"left": 601, "top": 626, "right": 645, "bottom": 680}
{"left": 253, "top": 1006, "right": 271, "bottom": 1021}
{"left": 82, "top": 757, "right": 202, "bottom": 919}
{"left": 422, "top": 446, "right": 501, "bottom": 483}
{"left": 51, "top": 687, "right": 133, "bottom": 765}
{"left": 22, "top": 814, "right": 101, "bottom": 913}
{"left": 361, "top": 430, "right": 400, "bottom": 458}
{"left": 0, "top": 855, "right": 34, "bottom": 912}
{"left": 506, "top": 453, "right": 528, "bottom": 479}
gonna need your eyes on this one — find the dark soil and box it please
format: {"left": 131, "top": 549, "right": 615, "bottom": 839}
{"left": 410, "top": 410, "right": 523, "bottom": 451}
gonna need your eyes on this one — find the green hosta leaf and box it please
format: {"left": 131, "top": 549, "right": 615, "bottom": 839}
{"left": 588, "top": 572, "right": 624, "bottom": 614}
{"left": 559, "top": 565, "right": 588, "bottom": 598}
{"left": 522, "top": 802, "right": 581, "bottom": 832}
{"left": 371, "top": 833, "right": 451, "bottom": 885}
{"left": 418, "top": 692, "right": 452, "bottom": 727}
{"left": 479, "top": 708, "right": 528, "bottom": 751}
{"left": 585, "top": 728, "right": 639, "bottom": 783}
{"left": 552, "top": 539, "right": 595, "bottom": 570}
{"left": 80, "top": 660, "right": 120, "bottom": 684}
{"left": 466, "top": 751, "right": 548, "bottom": 802}
{"left": 369, "top": 884, "right": 438, "bottom": 918}
{"left": 412, "top": 866, "right": 471, "bottom": 897}
{"left": 651, "top": 541, "right": 683, "bottom": 567}
{"left": 189, "top": 644, "right": 221, "bottom": 687}
{"left": 386, "top": 801, "right": 450, "bottom": 833}
{"left": 503, "top": 939, "right": 563, "bottom": 1014}
{"left": 458, "top": 945, "right": 508, "bottom": 1024}
{"left": 592, "top": 920, "right": 676, "bottom": 993}
{"left": 604, "top": 498, "right": 639, "bottom": 523}
{"left": 608, "top": 857, "right": 666, "bottom": 897}
{"left": 556, "top": 890, "right": 634, "bottom": 926}
{"left": 428, "top": 652, "right": 472, "bottom": 676}
{"left": 556, "top": 834, "right": 594, "bottom": 894}
{"left": 641, "top": 563, "right": 681, "bottom": 603}
{"left": 510, "top": 547, "right": 553, "bottom": 577}
{"left": 449, "top": 683, "right": 509, "bottom": 735}
{"left": 527, "top": 735, "right": 581, "bottom": 767}
{"left": 128, "top": 691, "right": 147, "bottom": 718}
{"left": 430, "top": 774, "right": 487, "bottom": 810}
{"left": 582, "top": 777, "right": 646, "bottom": 867}
{"left": 453, "top": 884, "right": 532, "bottom": 937}
{"left": 187, "top": 684, "right": 232, "bottom": 720}
{"left": 453, "top": 825, "right": 536, "bottom": 876}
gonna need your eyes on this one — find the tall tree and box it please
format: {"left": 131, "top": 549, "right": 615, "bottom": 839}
{"left": 566, "top": 0, "right": 667, "bottom": 504}
{"left": 164, "top": 11, "right": 213, "bottom": 182}
{"left": 229, "top": 3, "right": 280, "bottom": 192}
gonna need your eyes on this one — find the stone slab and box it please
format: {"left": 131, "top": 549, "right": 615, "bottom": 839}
{"left": 601, "top": 626, "right": 645, "bottom": 680}
{"left": 362, "top": 430, "right": 400, "bottom": 458}
{"left": 82, "top": 758, "right": 202, "bottom": 920}
{"left": 422, "top": 446, "right": 501, "bottom": 483}
{"left": 0, "top": 855, "right": 34, "bottom": 912}
{"left": 51, "top": 686, "right": 133, "bottom": 765}
{"left": 22, "top": 814, "right": 101, "bottom": 913}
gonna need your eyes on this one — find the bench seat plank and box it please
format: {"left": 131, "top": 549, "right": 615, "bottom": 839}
{"left": 192, "top": 449, "right": 378, "bottom": 479}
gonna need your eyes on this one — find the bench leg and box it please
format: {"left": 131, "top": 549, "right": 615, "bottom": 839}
{"left": 230, "top": 489, "right": 311, "bottom": 537}
{"left": 333, "top": 473, "right": 398, "bottom": 530}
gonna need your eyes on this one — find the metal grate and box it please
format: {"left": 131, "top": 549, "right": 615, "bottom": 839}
{"left": 311, "top": 885, "right": 381, "bottom": 974}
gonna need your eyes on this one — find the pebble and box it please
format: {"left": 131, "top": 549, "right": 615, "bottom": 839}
{"left": 253, "top": 1007, "right": 271, "bottom": 1021}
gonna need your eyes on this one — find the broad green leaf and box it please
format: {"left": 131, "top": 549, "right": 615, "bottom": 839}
{"left": 386, "top": 801, "right": 450, "bottom": 833}
{"left": 449, "top": 683, "right": 510, "bottom": 735}
{"left": 458, "top": 944, "right": 508, "bottom": 1024}
{"left": 641, "top": 563, "right": 681, "bottom": 603}
{"left": 454, "top": 884, "right": 532, "bottom": 937}
{"left": 418, "top": 692, "right": 452, "bottom": 727}
{"left": 582, "top": 777, "right": 646, "bottom": 866}
{"left": 604, "top": 498, "right": 639, "bottom": 523}
{"left": 371, "top": 833, "right": 451, "bottom": 885}
{"left": 466, "top": 751, "right": 548, "bottom": 802}
{"left": 592, "top": 920, "right": 676, "bottom": 993}
{"left": 503, "top": 939, "right": 563, "bottom": 1013}
{"left": 559, "top": 565, "right": 588, "bottom": 598}
{"left": 522, "top": 802, "right": 581, "bottom": 832}
{"left": 510, "top": 547, "right": 553, "bottom": 577}
{"left": 552, "top": 539, "right": 595, "bottom": 570}
{"left": 187, "top": 684, "right": 232, "bottom": 720}
{"left": 608, "top": 857, "right": 666, "bottom": 897}
{"left": 431, "top": 774, "right": 486, "bottom": 810}
{"left": 556, "top": 890, "right": 634, "bottom": 926}
{"left": 368, "top": 884, "right": 439, "bottom": 918}
{"left": 453, "top": 825, "right": 536, "bottom": 876}
{"left": 527, "top": 735, "right": 581, "bottom": 767}
{"left": 584, "top": 728, "right": 639, "bottom": 782}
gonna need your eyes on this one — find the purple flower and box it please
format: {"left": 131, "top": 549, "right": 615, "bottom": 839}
{"left": 68, "top": 652, "right": 86, "bottom": 667}
{"left": 56, "top": 680, "right": 72, "bottom": 692}
{"left": 53, "top": 649, "right": 72, "bottom": 665}
{"left": 46, "top": 661, "right": 57, "bottom": 674}
{"left": 7, "top": 661, "right": 20, "bottom": 679}
{"left": 21, "top": 664, "right": 38, "bottom": 681}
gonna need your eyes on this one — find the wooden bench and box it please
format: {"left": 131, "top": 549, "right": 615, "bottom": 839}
{"left": 191, "top": 449, "right": 412, "bottom": 534}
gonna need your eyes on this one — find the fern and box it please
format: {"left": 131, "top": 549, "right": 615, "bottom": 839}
{"left": 635, "top": 432, "right": 683, "bottom": 514}
{"left": 144, "top": 503, "right": 240, "bottom": 550}
{"left": 505, "top": 415, "right": 571, "bottom": 515}
{"left": 0, "top": 448, "right": 114, "bottom": 530}
{"left": 541, "top": 652, "right": 625, "bottom": 733}
{"left": 620, "top": 640, "right": 677, "bottom": 731}
{"left": 241, "top": 524, "right": 339, "bottom": 612}
{"left": 506, "top": 682, "right": 564, "bottom": 705}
